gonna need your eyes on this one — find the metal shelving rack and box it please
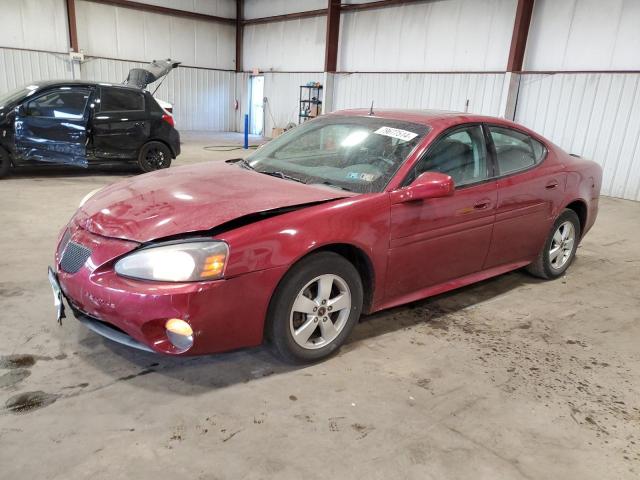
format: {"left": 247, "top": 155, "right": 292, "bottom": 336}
{"left": 299, "top": 85, "right": 323, "bottom": 124}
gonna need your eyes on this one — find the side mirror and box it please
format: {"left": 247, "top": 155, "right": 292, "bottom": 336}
{"left": 15, "top": 104, "right": 26, "bottom": 116}
{"left": 390, "top": 172, "right": 454, "bottom": 204}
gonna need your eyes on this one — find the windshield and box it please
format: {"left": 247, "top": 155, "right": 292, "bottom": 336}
{"left": 245, "top": 115, "right": 429, "bottom": 193}
{"left": 0, "top": 85, "right": 38, "bottom": 109}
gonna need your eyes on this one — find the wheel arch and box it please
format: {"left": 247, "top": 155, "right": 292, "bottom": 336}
{"left": 140, "top": 138, "right": 177, "bottom": 159}
{"left": 564, "top": 199, "right": 587, "bottom": 237}
{"left": 265, "top": 242, "right": 376, "bottom": 340}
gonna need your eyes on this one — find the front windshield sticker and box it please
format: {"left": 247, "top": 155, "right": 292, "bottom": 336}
{"left": 374, "top": 126, "right": 418, "bottom": 142}
{"left": 347, "top": 172, "right": 377, "bottom": 182}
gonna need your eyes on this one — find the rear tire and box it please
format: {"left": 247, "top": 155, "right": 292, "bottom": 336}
{"left": 0, "top": 148, "right": 11, "bottom": 179}
{"left": 526, "top": 209, "right": 581, "bottom": 280}
{"left": 138, "top": 141, "right": 172, "bottom": 173}
{"left": 267, "top": 252, "right": 363, "bottom": 364}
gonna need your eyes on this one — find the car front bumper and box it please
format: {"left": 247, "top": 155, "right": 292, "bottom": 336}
{"left": 54, "top": 225, "right": 286, "bottom": 355}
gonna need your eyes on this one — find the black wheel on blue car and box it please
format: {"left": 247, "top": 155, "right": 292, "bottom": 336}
{"left": 138, "top": 141, "right": 172, "bottom": 173}
{"left": 526, "top": 209, "right": 581, "bottom": 280}
{"left": 267, "top": 252, "right": 363, "bottom": 364}
{"left": 0, "top": 147, "right": 11, "bottom": 179}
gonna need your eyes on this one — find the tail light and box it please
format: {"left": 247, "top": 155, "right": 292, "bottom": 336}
{"left": 162, "top": 113, "right": 175, "bottom": 127}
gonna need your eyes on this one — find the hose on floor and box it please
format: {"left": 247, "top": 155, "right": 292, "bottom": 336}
{"left": 203, "top": 145, "right": 260, "bottom": 152}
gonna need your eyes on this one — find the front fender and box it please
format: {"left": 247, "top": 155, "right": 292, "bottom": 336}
{"left": 220, "top": 193, "right": 391, "bottom": 308}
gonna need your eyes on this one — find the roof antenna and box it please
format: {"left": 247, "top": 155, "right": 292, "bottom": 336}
{"left": 368, "top": 101, "right": 374, "bottom": 116}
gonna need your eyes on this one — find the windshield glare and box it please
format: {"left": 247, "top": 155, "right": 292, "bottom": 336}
{"left": 246, "top": 116, "right": 429, "bottom": 193}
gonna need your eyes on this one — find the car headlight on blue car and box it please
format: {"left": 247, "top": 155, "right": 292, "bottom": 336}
{"left": 115, "top": 240, "right": 229, "bottom": 282}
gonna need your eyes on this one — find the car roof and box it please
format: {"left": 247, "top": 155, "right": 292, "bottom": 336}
{"left": 330, "top": 108, "right": 518, "bottom": 129}
{"left": 27, "top": 80, "right": 143, "bottom": 92}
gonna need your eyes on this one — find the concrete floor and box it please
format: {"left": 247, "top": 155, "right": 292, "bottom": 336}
{"left": 0, "top": 132, "right": 639, "bottom": 479}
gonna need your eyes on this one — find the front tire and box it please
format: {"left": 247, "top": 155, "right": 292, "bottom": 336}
{"left": 267, "top": 252, "right": 363, "bottom": 363}
{"left": 0, "top": 147, "right": 11, "bottom": 179}
{"left": 138, "top": 141, "right": 172, "bottom": 173}
{"left": 526, "top": 209, "right": 581, "bottom": 279}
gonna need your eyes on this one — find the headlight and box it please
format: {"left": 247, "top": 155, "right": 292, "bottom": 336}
{"left": 114, "top": 241, "right": 229, "bottom": 282}
{"left": 79, "top": 188, "right": 102, "bottom": 207}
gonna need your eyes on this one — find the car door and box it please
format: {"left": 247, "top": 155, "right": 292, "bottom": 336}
{"left": 385, "top": 124, "right": 498, "bottom": 299}
{"left": 483, "top": 124, "right": 567, "bottom": 268}
{"left": 90, "top": 87, "right": 149, "bottom": 160}
{"left": 14, "top": 86, "right": 93, "bottom": 166}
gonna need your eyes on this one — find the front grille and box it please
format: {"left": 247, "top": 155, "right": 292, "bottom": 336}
{"left": 60, "top": 241, "right": 92, "bottom": 274}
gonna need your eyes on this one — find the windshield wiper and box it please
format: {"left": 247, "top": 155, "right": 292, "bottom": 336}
{"left": 237, "top": 158, "right": 255, "bottom": 170}
{"left": 260, "top": 170, "right": 306, "bottom": 184}
{"left": 317, "top": 181, "right": 353, "bottom": 192}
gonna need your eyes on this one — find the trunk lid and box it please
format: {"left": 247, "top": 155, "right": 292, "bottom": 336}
{"left": 124, "top": 59, "right": 181, "bottom": 89}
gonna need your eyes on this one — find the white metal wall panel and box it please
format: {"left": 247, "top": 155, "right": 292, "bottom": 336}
{"left": 244, "top": 0, "right": 326, "bottom": 19}
{"left": 76, "top": 0, "right": 236, "bottom": 70}
{"left": 333, "top": 73, "right": 506, "bottom": 116}
{"left": 0, "top": 0, "right": 69, "bottom": 53}
{"left": 524, "top": 0, "right": 640, "bottom": 71}
{"left": 135, "top": 0, "right": 235, "bottom": 18}
{"left": 0, "top": 48, "right": 75, "bottom": 93}
{"left": 243, "top": 17, "right": 326, "bottom": 72}
{"left": 81, "top": 57, "right": 236, "bottom": 131}
{"left": 515, "top": 73, "right": 640, "bottom": 201}
{"left": 338, "top": 0, "right": 517, "bottom": 72}
{"left": 263, "top": 72, "right": 324, "bottom": 133}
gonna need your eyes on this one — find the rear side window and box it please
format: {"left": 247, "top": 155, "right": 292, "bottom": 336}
{"left": 488, "top": 126, "right": 546, "bottom": 175}
{"left": 25, "top": 89, "right": 90, "bottom": 119}
{"left": 100, "top": 88, "right": 144, "bottom": 112}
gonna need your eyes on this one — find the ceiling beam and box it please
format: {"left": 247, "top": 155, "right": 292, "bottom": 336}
{"left": 340, "top": 0, "right": 429, "bottom": 13}
{"left": 507, "top": 0, "right": 535, "bottom": 72}
{"left": 324, "top": 0, "right": 341, "bottom": 72}
{"left": 242, "top": 0, "right": 429, "bottom": 26}
{"left": 65, "top": 0, "right": 79, "bottom": 52}
{"left": 236, "top": 0, "right": 243, "bottom": 72}
{"left": 83, "top": 0, "right": 236, "bottom": 25}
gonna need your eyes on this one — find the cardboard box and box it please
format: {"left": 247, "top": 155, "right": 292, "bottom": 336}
{"left": 271, "top": 127, "right": 285, "bottom": 138}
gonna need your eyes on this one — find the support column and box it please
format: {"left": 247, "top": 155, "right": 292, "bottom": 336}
{"left": 235, "top": 0, "right": 243, "bottom": 73}
{"left": 500, "top": 0, "right": 534, "bottom": 119}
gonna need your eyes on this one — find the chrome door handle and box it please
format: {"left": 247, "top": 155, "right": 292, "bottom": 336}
{"left": 546, "top": 181, "right": 559, "bottom": 189}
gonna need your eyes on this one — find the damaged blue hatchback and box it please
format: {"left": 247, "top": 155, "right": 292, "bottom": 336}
{"left": 0, "top": 59, "right": 181, "bottom": 178}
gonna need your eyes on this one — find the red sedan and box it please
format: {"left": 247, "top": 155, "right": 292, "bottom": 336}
{"left": 50, "top": 110, "right": 602, "bottom": 362}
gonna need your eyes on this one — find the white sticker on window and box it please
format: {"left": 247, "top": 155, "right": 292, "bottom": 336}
{"left": 374, "top": 126, "right": 418, "bottom": 142}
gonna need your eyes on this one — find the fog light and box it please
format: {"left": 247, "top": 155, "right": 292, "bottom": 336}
{"left": 165, "top": 318, "right": 194, "bottom": 351}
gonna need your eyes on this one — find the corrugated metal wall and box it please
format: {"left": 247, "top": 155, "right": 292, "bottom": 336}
{"left": 515, "top": 73, "right": 640, "bottom": 201}
{"left": 244, "top": 0, "right": 325, "bottom": 19}
{"left": 134, "top": 0, "right": 235, "bottom": 18}
{"left": 0, "top": 47, "right": 75, "bottom": 93}
{"left": 333, "top": 73, "right": 506, "bottom": 116}
{"left": 338, "top": 0, "right": 516, "bottom": 72}
{"left": 81, "top": 57, "right": 236, "bottom": 131}
{"left": 524, "top": 0, "right": 640, "bottom": 71}
{"left": 0, "top": 0, "right": 69, "bottom": 53}
{"left": 243, "top": 17, "right": 326, "bottom": 72}
{"left": 75, "top": 0, "right": 236, "bottom": 70}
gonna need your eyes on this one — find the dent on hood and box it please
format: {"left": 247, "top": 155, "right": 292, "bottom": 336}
{"left": 140, "top": 200, "right": 338, "bottom": 245}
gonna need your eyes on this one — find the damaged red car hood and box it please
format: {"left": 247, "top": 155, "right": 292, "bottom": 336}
{"left": 76, "top": 162, "right": 354, "bottom": 243}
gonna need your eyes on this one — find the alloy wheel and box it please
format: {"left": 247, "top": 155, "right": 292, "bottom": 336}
{"left": 289, "top": 274, "right": 352, "bottom": 350}
{"left": 549, "top": 220, "right": 575, "bottom": 270}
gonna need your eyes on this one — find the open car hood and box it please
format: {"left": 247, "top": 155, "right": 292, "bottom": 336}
{"left": 124, "top": 59, "right": 181, "bottom": 89}
{"left": 75, "top": 162, "right": 355, "bottom": 243}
